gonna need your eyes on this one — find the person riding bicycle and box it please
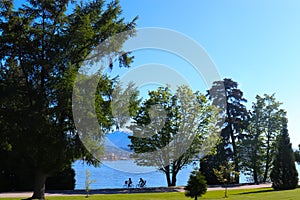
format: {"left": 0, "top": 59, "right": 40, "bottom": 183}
{"left": 139, "top": 178, "right": 146, "bottom": 187}
{"left": 127, "top": 178, "right": 133, "bottom": 187}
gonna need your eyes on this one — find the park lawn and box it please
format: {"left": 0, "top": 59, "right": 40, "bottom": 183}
{"left": 1, "top": 188, "right": 300, "bottom": 200}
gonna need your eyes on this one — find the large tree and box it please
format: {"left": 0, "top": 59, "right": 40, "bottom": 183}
{"left": 129, "top": 86, "right": 219, "bottom": 187}
{"left": 240, "top": 94, "right": 285, "bottom": 184}
{"left": 270, "top": 117, "right": 298, "bottom": 190}
{"left": 201, "top": 78, "right": 248, "bottom": 184}
{"left": 239, "top": 95, "right": 266, "bottom": 184}
{"left": 0, "top": 0, "right": 136, "bottom": 199}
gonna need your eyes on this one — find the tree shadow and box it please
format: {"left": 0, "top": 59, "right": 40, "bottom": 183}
{"left": 233, "top": 188, "right": 274, "bottom": 195}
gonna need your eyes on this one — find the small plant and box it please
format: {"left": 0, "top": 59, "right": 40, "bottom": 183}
{"left": 184, "top": 169, "right": 207, "bottom": 200}
{"left": 213, "top": 162, "right": 239, "bottom": 198}
{"left": 85, "top": 170, "right": 96, "bottom": 198}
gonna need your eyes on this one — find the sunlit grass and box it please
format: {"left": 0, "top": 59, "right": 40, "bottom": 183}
{"left": 1, "top": 187, "right": 300, "bottom": 200}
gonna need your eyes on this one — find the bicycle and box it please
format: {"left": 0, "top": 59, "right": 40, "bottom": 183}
{"left": 136, "top": 180, "right": 147, "bottom": 188}
{"left": 123, "top": 180, "right": 134, "bottom": 188}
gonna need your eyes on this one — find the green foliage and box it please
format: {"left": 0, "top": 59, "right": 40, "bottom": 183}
{"left": 85, "top": 170, "right": 96, "bottom": 198}
{"left": 213, "top": 162, "right": 239, "bottom": 198}
{"left": 0, "top": 0, "right": 136, "bottom": 199}
{"left": 270, "top": 117, "right": 298, "bottom": 190}
{"left": 201, "top": 78, "right": 248, "bottom": 184}
{"left": 240, "top": 94, "right": 286, "bottom": 184}
{"left": 184, "top": 170, "right": 207, "bottom": 200}
{"left": 129, "top": 85, "right": 219, "bottom": 186}
{"left": 295, "top": 145, "right": 300, "bottom": 163}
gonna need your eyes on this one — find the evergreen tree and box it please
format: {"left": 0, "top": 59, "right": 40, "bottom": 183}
{"left": 184, "top": 170, "right": 207, "bottom": 200}
{"left": 294, "top": 144, "right": 300, "bottom": 163}
{"left": 201, "top": 78, "right": 248, "bottom": 184}
{"left": 0, "top": 0, "right": 136, "bottom": 199}
{"left": 270, "top": 117, "right": 298, "bottom": 190}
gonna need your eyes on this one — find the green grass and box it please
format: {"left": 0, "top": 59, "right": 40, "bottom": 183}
{"left": 1, "top": 188, "right": 300, "bottom": 200}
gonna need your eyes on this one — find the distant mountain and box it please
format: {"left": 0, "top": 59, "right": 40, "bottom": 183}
{"left": 105, "top": 131, "right": 132, "bottom": 151}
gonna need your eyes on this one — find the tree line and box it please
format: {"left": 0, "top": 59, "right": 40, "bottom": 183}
{"left": 0, "top": 1, "right": 298, "bottom": 199}
{"left": 128, "top": 78, "right": 298, "bottom": 189}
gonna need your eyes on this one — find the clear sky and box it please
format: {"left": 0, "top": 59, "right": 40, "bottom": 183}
{"left": 118, "top": 0, "right": 300, "bottom": 147}
{"left": 13, "top": 0, "right": 300, "bottom": 147}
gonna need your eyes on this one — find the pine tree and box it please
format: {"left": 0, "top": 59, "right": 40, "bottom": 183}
{"left": 0, "top": 0, "right": 136, "bottom": 198}
{"left": 184, "top": 170, "right": 207, "bottom": 200}
{"left": 270, "top": 117, "right": 298, "bottom": 190}
{"left": 201, "top": 78, "right": 248, "bottom": 184}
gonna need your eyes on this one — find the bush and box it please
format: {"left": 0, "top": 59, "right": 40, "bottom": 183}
{"left": 184, "top": 169, "right": 207, "bottom": 200}
{"left": 0, "top": 167, "right": 75, "bottom": 191}
{"left": 46, "top": 168, "right": 76, "bottom": 190}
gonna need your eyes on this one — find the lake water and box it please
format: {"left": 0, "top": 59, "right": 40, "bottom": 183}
{"left": 72, "top": 160, "right": 300, "bottom": 189}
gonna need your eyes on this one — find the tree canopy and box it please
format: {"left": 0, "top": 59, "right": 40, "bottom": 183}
{"left": 240, "top": 94, "right": 286, "bottom": 184}
{"left": 0, "top": 0, "right": 136, "bottom": 198}
{"left": 129, "top": 85, "right": 219, "bottom": 186}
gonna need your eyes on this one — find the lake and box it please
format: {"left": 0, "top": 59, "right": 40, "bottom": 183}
{"left": 72, "top": 160, "right": 300, "bottom": 189}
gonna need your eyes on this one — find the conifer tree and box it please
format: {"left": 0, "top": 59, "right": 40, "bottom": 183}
{"left": 184, "top": 170, "right": 207, "bottom": 200}
{"left": 0, "top": 0, "right": 136, "bottom": 198}
{"left": 270, "top": 117, "right": 298, "bottom": 190}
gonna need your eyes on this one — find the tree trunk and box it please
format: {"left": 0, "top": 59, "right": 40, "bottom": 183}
{"left": 227, "top": 108, "right": 240, "bottom": 184}
{"left": 229, "top": 127, "right": 240, "bottom": 183}
{"left": 263, "top": 135, "right": 271, "bottom": 182}
{"left": 171, "top": 171, "right": 177, "bottom": 186}
{"left": 253, "top": 169, "right": 258, "bottom": 185}
{"left": 31, "top": 170, "right": 47, "bottom": 200}
{"left": 165, "top": 166, "right": 172, "bottom": 187}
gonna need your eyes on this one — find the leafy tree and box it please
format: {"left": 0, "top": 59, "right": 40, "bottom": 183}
{"left": 239, "top": 95, "right": 266, "bottom": 184}
{"left": 260, "top": 94, "right": 286, "bottom": 182}
{"left": 184, "top": 169, "right": 207, "bottom": 200}
{"left": 0, "top": 0, "right": 136, "bottom": 199}
{"left": 129, "top": 86, "right": 219, "bottom": 186}
{"left": 240, "top": 94, "right": 286, "bottom": 184}
{"left": 270, "top": 117, "right": 298, "bottom": 190}
{"left": 201, "top": 78, "right": 248, "bottom": 184}
{"left": 239, "top": 127, "right": 264, "bottom": 184}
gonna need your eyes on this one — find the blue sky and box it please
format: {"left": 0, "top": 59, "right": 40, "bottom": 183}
{"left": 118, "top": 0, "right": 300, "bottom": 147}
{"left": 13, "top": 0, "right": 300, "bottom": 147}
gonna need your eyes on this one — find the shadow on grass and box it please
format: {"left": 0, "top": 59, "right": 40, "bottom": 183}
{"left": 233, "top": 188, "right": 274, "bottom": 195}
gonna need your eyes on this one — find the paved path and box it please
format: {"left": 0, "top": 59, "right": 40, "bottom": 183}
{"left": 0, "top": 183, "right": 273, "bottom": 198}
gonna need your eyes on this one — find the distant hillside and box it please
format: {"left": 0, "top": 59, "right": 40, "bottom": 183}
{"left": 105, "top": 131, "right": 132, "bottom": 151}
{"left": 103, "top": 131, "right": 133, "bottom": 160}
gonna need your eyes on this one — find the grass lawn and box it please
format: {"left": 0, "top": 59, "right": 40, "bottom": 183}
{"left": 1, "top": 188, "right": 300, "bottom": 200}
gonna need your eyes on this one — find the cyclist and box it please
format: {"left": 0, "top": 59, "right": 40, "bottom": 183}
{"left": 139, "top": 178, "right": 146, "bottom": 187}
{"left": 128, "top": 178, "right": 133, "bottom": 187}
